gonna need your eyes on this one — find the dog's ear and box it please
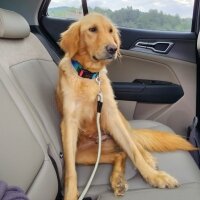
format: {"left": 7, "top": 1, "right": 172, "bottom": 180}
{"left": 59, "top": 21, "right": 80, "bottom": 58}
{"left": 113, "top": 28, "right": 121, "bottom": 58}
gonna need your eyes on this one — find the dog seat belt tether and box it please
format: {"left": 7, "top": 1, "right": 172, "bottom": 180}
{"left": 78, "top": 76, "right": 103, "bottom": 200}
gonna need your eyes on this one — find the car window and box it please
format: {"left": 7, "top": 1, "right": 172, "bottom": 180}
{"left": 48, "top": 0, "right": 83, "bottom": 19}
{"left": 48, "top": 0, "right": 194, "bottom": 32}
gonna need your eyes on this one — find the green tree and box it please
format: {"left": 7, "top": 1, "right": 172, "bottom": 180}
{"left": 48, "top": 6, "right": 192, "bottom": 32}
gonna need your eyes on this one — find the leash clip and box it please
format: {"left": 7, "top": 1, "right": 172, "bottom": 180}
{"left": 96, "top": 76, "right": 101, "bottom": 86}
{"left": 96, "top": 76, "right": 103, "bottom": 102}
{"left": 96, "top": 76, "right": 103, "bottom": 113}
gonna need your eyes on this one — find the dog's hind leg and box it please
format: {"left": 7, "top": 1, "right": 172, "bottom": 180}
{"left": 76, "top": 142, "right": 128, "bottom": 196}
{"left": 110, "top": 152, "right": 128, "bottom": 196}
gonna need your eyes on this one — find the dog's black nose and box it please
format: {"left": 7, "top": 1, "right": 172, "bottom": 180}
{"left": 106, "top": 44, "right": 117, "bottom": 55}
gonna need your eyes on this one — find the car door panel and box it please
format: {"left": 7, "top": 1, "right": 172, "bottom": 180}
{"left": 120, "top": 28, "right": 196, "bottom": 63}
{"left": 109, "top": 49, "right": 196, "bottom": 135}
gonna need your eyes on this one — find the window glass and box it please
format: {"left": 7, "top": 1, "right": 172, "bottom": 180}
{"left": 48, "top": 0, "right": 83, "bottom": 19}
{"left": 48, "top": 0, "right": 194, "bottom": 32}
{"left": 87, "top": 0, "right": 194, "bottom": 32}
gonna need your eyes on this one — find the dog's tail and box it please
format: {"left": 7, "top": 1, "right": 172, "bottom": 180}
{"left": 119, "top": 111, "right": 196, "bottom": 152}
{"left": 131, "top": 129, "right": 197, "bottom": 152}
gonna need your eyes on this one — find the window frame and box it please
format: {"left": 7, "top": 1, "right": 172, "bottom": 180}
{"left": 39, "top": 0, "right": 198, "bottom": 33}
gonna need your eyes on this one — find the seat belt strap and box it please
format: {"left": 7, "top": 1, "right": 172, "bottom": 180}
{"left": 187, "top": 116, "right": 200, "bottom": 167}
{"left": 49, "top": 155, "right": 63, "bottom": 200}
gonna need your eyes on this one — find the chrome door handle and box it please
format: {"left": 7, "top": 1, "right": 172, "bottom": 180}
{"left": 135, "top": 41, "right": 174, "bottom": 54}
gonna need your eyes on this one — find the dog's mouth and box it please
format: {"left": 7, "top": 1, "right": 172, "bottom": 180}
{"left": 92, "top": 55, "right": 115, "bottom": 62}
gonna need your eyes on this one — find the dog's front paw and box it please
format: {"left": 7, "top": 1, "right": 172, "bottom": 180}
{"left": 146, "top": 171, "right": 179, "bottom": 189}
{"left": 110, "top": 172, "right": 128, "bottom": 196}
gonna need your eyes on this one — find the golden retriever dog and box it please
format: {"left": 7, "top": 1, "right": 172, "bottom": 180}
{"left": 56, "top": 13, "right": 196, "bottom": 200}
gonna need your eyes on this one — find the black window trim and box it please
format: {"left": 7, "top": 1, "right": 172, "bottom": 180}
{"left": 192, "top": 0, "right": 200, "bottom": 34}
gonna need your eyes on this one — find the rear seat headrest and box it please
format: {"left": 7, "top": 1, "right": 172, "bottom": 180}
{"left": 0, "top": 8, "right": 30, "bottom": 39}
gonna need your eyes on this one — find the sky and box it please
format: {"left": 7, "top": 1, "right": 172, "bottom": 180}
{"left": 49, "top": 0, "right": 194, "bottom": 18}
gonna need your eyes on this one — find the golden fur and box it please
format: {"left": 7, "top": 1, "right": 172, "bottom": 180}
{"left": 56, "top": 13, "right": 196, "bottom": 200}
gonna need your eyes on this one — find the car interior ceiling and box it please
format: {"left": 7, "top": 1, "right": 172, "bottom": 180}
{"left": 0, "top": 0, "right": 200, "bottom": 200}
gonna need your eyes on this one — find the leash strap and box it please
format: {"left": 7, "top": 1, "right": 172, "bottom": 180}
{"left": 78, "top": 77, "right": 103, "bottom": 200}
{"left": 82, "top": 0, "right": 88, "bottom": 16}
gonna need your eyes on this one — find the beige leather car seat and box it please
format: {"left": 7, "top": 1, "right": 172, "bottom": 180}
{"left": 0, "top": 8, "right": 58, "bottom": 200}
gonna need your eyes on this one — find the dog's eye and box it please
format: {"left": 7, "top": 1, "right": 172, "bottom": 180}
{"left": 109, "top": 28, "right": 113, "bottom": 33}
{"left": 89, "top": 27, "right": 97, "bottom": 32}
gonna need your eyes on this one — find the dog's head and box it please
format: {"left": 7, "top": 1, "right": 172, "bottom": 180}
{"left": 60, "top": 13, "right": 121, "bottom": 71}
